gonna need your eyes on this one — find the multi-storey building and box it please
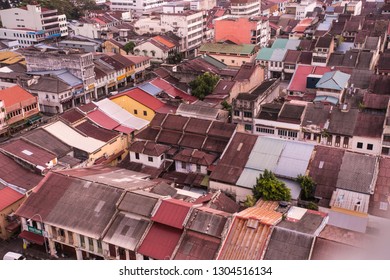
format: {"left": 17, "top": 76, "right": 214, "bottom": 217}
{"left": 230, "top": 0, "right": 260, "bottom": 17}
{"left": 20, "top": 47, "right": 95, "bottom": 105}
{"left": 110, "top": 0, "right": 166, "bottom": 15}
{"left": 134, "top": 10, "right": 205, "bottom": 56}
{"left": 0, "top": 4, "right": 67, "bottom": 47}
{"left": 214, "top": 16, "right": 270, "bottom": 47}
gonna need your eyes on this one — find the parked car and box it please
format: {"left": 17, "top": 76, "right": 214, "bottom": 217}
{"left": 3, "top": 252, "right": 26, "bottom": 260}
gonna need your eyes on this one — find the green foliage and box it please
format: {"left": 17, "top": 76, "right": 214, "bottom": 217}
{"left": 20, "top": 0, "right": 104, "bottom": 20}
{"left": 189, "top": 72, "right": 219, "bottom": 100}
{"left": 306, "top": 202, "right": 319, "bottom": 211}
{"left": 252, "top": 169, "right": 291, "bottom": 202}
{"left": 221, "top": 100, "right": 232, "bottom": 111}
{"left": 243, "top": 195, "right": 256, "bottom": 208}
{"left": 166, "top": 51, "right": 182, "bottom": 64}
{"left": 296, "top": 174, "right": 316, "bottom": 200}
{"left": 123, "top": 41, "right": 135, "bottom": 55}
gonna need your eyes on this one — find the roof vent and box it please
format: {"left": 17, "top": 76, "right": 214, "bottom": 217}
{"left": 237, "top": 142, "right": 243, "bottom": 151}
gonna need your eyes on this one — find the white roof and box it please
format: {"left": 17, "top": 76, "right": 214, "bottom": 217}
{"left": 94, "top": 99, "right": 149, "bottom": 130}
{"left": 43, "top": 121, "right": 105, "bottom": 153}
{"left": 236, "top": 137, "right": 315, "bottom": 190}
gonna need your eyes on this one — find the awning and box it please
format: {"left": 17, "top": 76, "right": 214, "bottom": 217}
{"left": 6, "top": 221, "right": 20, "bottom": 233}
{"left": 28, "top": 114, "right": 42, "bottom": 124}
{"left": 19, "top": 230, "right": 44, "bottom": 245}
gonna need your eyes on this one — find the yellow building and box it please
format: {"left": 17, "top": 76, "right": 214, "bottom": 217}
{"left": 110, "top": 88, "right": 171, "bottom": 121}
{"left": 0, "top": 187, "right": 25, "bottom": 240}
{"left": 102, "top": 40, "right": 127, "bottom": 55}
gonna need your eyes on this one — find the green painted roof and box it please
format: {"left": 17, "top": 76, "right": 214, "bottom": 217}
{"left": 271, "top": 38, "right": 288, "bottom": 49}
{"left": 199, "top": 43, "right": 255, "bottom": 55}
{"left": 256, "top": 48, "right": 274, "bottom": 60}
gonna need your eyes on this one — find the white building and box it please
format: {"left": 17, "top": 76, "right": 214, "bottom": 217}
{"left": 0, "top": 4, "right": 68, "bottom": 46}
{"left": 129, "top": 141, "right": 170, "bottom": 168}
{"left": 285, "top": 0, "right": 317, "bottom": 20}
{"left": 110, "top": 0, "right": 166, "bottom": 15}
{"left": 134, "top": 10, "right": 204, "bottom": 55}
{"left": 230, "top": 0, "right": 260, "bottom": 17}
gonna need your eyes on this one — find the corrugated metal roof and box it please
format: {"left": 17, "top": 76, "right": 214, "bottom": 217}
{"left": 237, "top": 137, "right": 314, "bottom": 189}
{"left": 138, "top": 82, "right": 162, "bottom": 96}
{"left": 316, "top": 71, "right": 351, "bottom": 90}
{"left": 256, "top": 48, "right": 274, "bottom": 61}
{"left": 118, "top": 191, "right": 160, "bottom": 217}
{"left": 185, "top": 207, "right": 229, "bottom": 238}
{"left": 270, "top": 49, "right": 287, "bottom": 62}
{"left": 285, "top": 39, "right": 301, "bottom": 50}
{"left": 43, "top": 121, "right": 105, "bottom": 153}
{"left": 336, "top": 152, "right": 377, "bottom": 194}
{"left": 173, "top": 230, "right": 221, "bottom": 260}
{"left": 87, "top": 110, "right": 120, "bottom": 130}
{"left": 271, "top": 38, "right": 288, "bottom": 49}
{"left": 103, "top": 213, "right": 149, "bottom": 250}
{"left": 0, "top": 186, "right": 24, "bottom": 211}
{"left": 15, "top": 172, "right": 123, "bottom": 239}
{"left": 137, "top": 223, "right": 182, "bottom": 260}
{"left": 151, "top": 199, "right": 193, "bottom": 229}
{"left": 24, "top": 129, "right": 72, "bottom": 157}
{"left": 94, "top": 98, "right": 149, "bottom": 130}
{"left": 237, "top": 201, "right": 282, "bottom": 225}
{"left": 330, "top": 188, "right": 370, "bottom": 213}
{"left": 264, "top": 227, "right": 314, "bottom": 260}
{"left": 199, "top": 43, "right": 255, "bottom": 55}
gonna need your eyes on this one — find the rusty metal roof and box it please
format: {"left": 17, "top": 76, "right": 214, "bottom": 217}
{"left": 173, "top": 230, "right": 221, "bottom": 260}
{"left": 151, "top": 198, "right": 193, "bottom": 229}
{"left": 118, "top": 191, "right": 161, "bottom": 217}
{"left": 185, "top": 207, "right": 230, "bottom": 238}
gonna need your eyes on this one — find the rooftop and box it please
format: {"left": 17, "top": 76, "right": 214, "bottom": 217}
{"left": 199, "top": 43, "right": 255, "bottom": 55}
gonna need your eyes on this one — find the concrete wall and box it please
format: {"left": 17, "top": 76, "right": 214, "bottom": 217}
{"left": 129, "top": 151, "right": 163, "bottom": 168}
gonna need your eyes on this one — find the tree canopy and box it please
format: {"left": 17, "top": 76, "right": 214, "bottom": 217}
{"left": 252, "top": 169, "right": 291, "bottom": 202}
{"left": 20, "top": 0, "right": 103, "bottom": 20}
{"left": 296, "top": 174, "right": 316, "bottom": 200}
{"left": 123, "top": 41, "right": 135, "bottom": 55}
{"left": 189, "top": 72, "right": 219, "bottom": 100}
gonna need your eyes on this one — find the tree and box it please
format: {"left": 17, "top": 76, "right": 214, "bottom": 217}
{"left": 296, "top": 174, "right": 316, "bottom": 200}
{"left": 252, "top": 169, "right": 291, "bottom": 201}
{"left": 166, "top": 51, "right": 182, "bottom": 64}
{"left": 189, "top": 72, "right": 219, "bottom": 100}
{"left": 123, "top": 41, "right": 135, "bottom": 55}
{"left": 243, "top": 195, "right": 256, "bottom": 207}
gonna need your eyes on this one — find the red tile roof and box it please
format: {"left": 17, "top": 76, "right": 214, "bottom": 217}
{"left": 60, "top": 108, "right": 85, "bottom": 124}
{"left": 75, "top": 120, "right": 119, "bottom": 142}
{"left": 150, "top": 78, "right": 197, "bottom": 103}
{"left": 0, "top": 85, "right": 36, "bottom": 108}
{"left": 87, "top": 110, "right": 120, "bottom": 130}
{"left": 111, "top": 88, "right": 168, "bottom": 111}
{"left": 137, "top": 223, "right": 182, "bottom": 260}
{"left": 151, "top": 198, "right": 193, "bottom": 229}
{"left": 288, "top": 65, "right": 331, "bottom": 93}
{"left": 0, "top": 187, "right": 24, "bottom": 211}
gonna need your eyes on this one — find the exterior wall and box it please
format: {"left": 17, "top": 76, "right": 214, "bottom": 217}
{"left": 5, "top": 96, "right": 40, "bottom": 126}
{"left": 230, "top": 0, "right": 260, "bottom": 16}
{"left": 88, "top": 134, "right": 128, "bottom": 166}
{"left": 0, "top": 197, "right": 24, "bottom": 240}
{"left": 351, "top": 136, "right": 381, "bottom": 155}
{"left": 0, "top": 100, "right": 7, "bottom": 133}
{"left": 129, "top": 151, "right": 164, "bottom": 168}
{"left": 204, "top": 53, "right": 255, "bottom": 67}
{"left": 110, "top": 95, "right": 155, "bottom": 121}
{"left": 102, "top": 41, "right": 127, "bottom": 55}
{"left": 69, "top": 23, "right": 104, "bottom": 39}
{"left": 32, "top": 89, "right": 73, "bottom": 114}
{"left": 0, "top": 28, "right": 45, "bottom": 48}
{"left": 209, "top": 180, "right": 251, "bottom": 202}
{"left": 175, "top": 160, "right": 207, "bottom": 174}
{"left": 253, "top": 119, "right": 301, "bottom": 140}
{"left": 135, "top": 41, "right": 170, "bottom": 62}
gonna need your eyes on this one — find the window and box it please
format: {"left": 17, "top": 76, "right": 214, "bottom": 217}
{"left": 244, "top": 124, "right": 252, "bottom": 131}
{"left": 288, "top": 131, "right": 297, "bottom": 138}
{"left": 231, "top": 60, "right": 235, "bottom": 63}
{"left": 181, "top": 161, "right": 186, "bottom": 169}
{"left": 196, "top": 164, "right": 201, "bottom": 172}
{"left": 88, "top": 238, "right": 94, "bottom": 251}
{"left": 367, "top": 144, "right": 373, "bottom": 150}
{"left": 244, "top": 111, "right": 252, "bottom": 118}
{"left": 160, "top": 155, "right": 164, "bottom": 160}
{"left": 357, "top": 142, "right": 363, "bottom": 149}
{"left": 134, "top": 109, "right": 138, "bottom": 114}
{"left": 335, "top": 136, "right": 341, "bottom": 147}
{"left": 327, "top": 135, "right": 332, "bottom": 146}
{"left": 278, "top": 129, "right": 288, "bottom": 137}
{"left": 80, "top": 235, "right": 85, "bottom": 248}
{"left": 343, "top": 137, "right": 349, "bottom": 148}
{"left": 256, "top": 127, "right": 275, "bottom": 134}
{"left": 234, "top": 110, "right": 240, "bottom": 116}
{"left": 135, "top": 153, "right": 140, "bottom": 160}
{"left": 143, "top": 111, "right": 147, "bottom": 116}
{"left": 148, "top": 156, "right": 153, "bottom": 162}
{"left": 379, "top": 201, "right": 388, "bottom": 211}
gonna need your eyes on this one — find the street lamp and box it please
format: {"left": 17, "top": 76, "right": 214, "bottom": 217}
{"left": 27, "top": 213, "right": 48, "bottom": 254}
